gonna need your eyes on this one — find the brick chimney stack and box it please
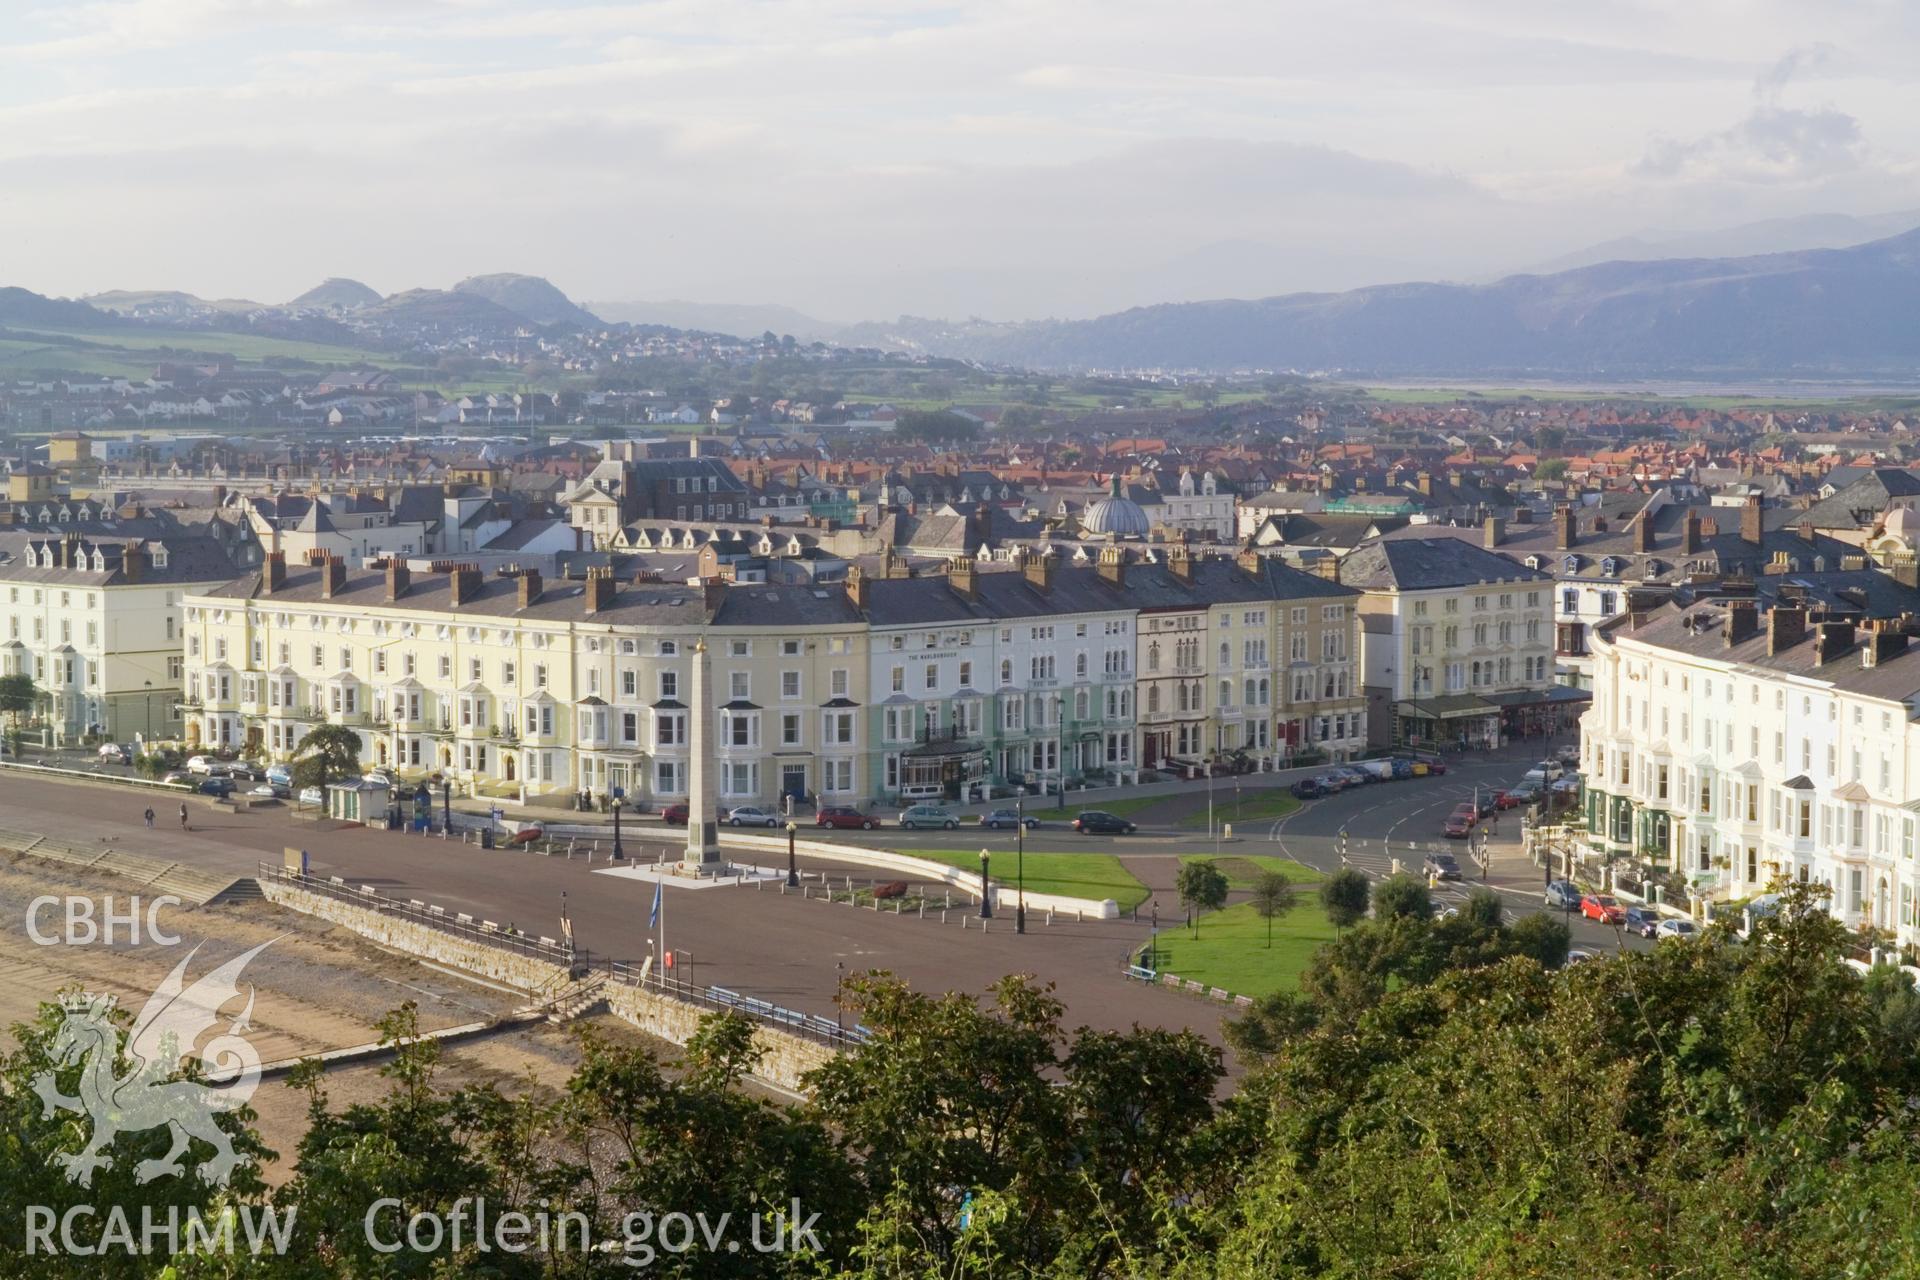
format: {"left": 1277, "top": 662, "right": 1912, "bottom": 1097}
{"left": 1682, "top": 511, "right": 1702, "bottom": 555}
{"left": 948, "top": 555, "right": 978, "bottom": 601}
{"left": 1025, "top": 547, "right": 1055, "bottom": 593}
{"left": 1103, "top": 545, "right": 1131, "bottom": 589}
{"left": 450, "top": 563, "right": 481, "bottom": 607}
{"left": 1742, "top": 493, "right": 1764, "bottom": 546}
{"left": 1814, "top": 619, "right": 1857, "bottom": 666}
{"left": 1554, "top": 505, "right": 1577, "bottom": 550}
{"left": 1724, "top": 600, "right": 1759, "bottom": 647}
{"left": 846, "top": 565, "right": 871, "bottom": 611}
{"left": 583, "top": 566, "right": 615, "bottom": 613}
{"left": 1767, "top": 605, "right": 1807, "bottom": 655}
{"left": 385, "top": 559, "right": 410, "bottom": 601}
{"left": 264, "top": 551, "right": 286, "bottom": 593}
{"left": 1632, "top": 511, "right": 1654, "bottom": 553}
{"left": 516, "top": 567, "right": 543, "bottom": 609}
{"left": 120, "top": 541, "right": 147, "bottom": 583}
{"left": 320, "top": 554, "right": 347, "bottom": 599}
{"left": 1483, "top": 516, "right": 1505, "bottom": 550}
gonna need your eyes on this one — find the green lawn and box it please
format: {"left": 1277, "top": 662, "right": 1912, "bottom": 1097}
{"left": 1175, "top": 790, "right": 1300, "bottom": 831}
{"left": 911, "top": 849, "right": 1150, "bottom": 910}
{"left": 1148, "top": 898, "right": 1341, "bottom": 997}
{"left": 1177, "top": 854, "right": 1323, "bottom": 890}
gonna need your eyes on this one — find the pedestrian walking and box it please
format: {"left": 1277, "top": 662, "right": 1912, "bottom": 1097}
{"left": 179, "top": 802, "right": 189, "bottom": 832}
{"left": 143, "top": 807, "right": 154, "bottom": 828}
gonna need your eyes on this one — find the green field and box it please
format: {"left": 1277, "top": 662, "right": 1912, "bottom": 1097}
{"left": 1177, "top": 854, "right": 1323, "bottom": 889}
{"left": 1149, "top": 896, "right": 1340, "bottom": 997}
{"left": 911, "top": 848, "right": 1150, "bottom": 910}
{"left": 1175, "top": 790, "right": 1300, "bottom": 831}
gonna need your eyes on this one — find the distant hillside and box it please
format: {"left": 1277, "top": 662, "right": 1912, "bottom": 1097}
{"left": 85, "top": 289, "right": 262, "bottom": 317}
{"left": 452, "top": 274, "right": 598, "bottom": 328}
{"left": 1521, "top": 210, "right": 1920, "bottom": 277}
{"left": 365, "top": 288, "right": 532, "bottom": 335}
{"left": 289, "top": 277, "right": 382, "bottom": 310}
{"left": 587, "top": 298, "right": 840, "bottom": 342}
{"left": 0, "top": 288, "right": 119, "bottom": 330}
{"left": 859, "top": 228, "right": 1920, "bottom": 377}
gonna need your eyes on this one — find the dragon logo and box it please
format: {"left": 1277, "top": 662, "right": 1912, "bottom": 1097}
{"left": 31, "top": 940, "right": 272, "bottom": 1188}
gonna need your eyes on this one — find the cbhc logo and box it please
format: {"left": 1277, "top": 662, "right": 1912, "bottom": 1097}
{"left": 26, "top": 895, "right": 182, "bottom": 946}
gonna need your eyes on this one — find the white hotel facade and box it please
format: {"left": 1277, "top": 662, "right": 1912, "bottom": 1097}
{"left": 1582, "top": 598, "right": 1920, "bottom": 948}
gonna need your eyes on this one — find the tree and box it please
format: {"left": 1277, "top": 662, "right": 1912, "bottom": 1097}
{"left": 1372, "top": 873, "right": 1433, "bottom": 922}
{"left": 1535, "top": 457, "right": 1570, "bottom": 482}
{"left": 1321, "top": 867, "right": 1371, "bottom": 930}
{"left": 292, "top": 723, "right": 362, "bottom": 792}
{"left": 1248, "top": 871, "right": 1297, "bottom": 949}
{"left": 0, "top": 671, "right": 32, "bottom": 758}
{"left": 1175, "top": 860, "right": 1230, "bottom": 935}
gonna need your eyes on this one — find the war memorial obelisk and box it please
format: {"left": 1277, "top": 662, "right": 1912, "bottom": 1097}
{"left": 682, "top": 636, "right": 724, "bottom": 871}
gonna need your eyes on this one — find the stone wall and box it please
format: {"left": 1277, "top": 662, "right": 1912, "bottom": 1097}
{"left": 601, "top": 981, "right": 835, "bottom": 1094}
{"left": 259, "top": 876, "right": 571, "bottom": 992}
{"left": 260, "top": 875, "right": 837, "bottom": 1094}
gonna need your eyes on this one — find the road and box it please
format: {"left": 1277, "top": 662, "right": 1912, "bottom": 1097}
{"left": 0, "top": 769, "right": 1224, "bottom": 1045}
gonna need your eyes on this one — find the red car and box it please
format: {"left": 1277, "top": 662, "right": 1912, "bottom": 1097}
{"left": 817, "top": 806, "right": 879, "bottom": 831}
{"left": 1580, "top": 894, "right": 1625, "bottom": 924}
{"left": 660, "top": 802, "right": 689, "bottom": 825}
{"left": 1443, "top": 806, "right": 1476, "bottom": 839}
{"left": 1492, "top": 789, "right": 1517, "bottom": 810}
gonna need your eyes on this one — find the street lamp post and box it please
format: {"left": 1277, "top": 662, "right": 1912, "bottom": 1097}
{"left": 786, "top": 821, "right": 799, "bottom": 887}
{"left": 143, "top": 679, "right": 153, "bottom": 740}
{"left": 611, "top": 788, "right": 626, "bottom": 860}
{"left": 978, "top": 848, "right": 992, "bottom": 919}
{"left": 441, "top": 779, "right": 452, "bottom": 834}
{"left": 1015, "top": 793, "right": 1026, "bottom": 934}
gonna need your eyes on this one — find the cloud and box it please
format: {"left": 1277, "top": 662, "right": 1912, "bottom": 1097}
{"left": 1638, "top": 46, "right": 1867, "bottom": 182}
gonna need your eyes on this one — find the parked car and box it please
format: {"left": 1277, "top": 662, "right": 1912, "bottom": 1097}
{"left": 1521, "top": 767, "right": 1549, "bottom": 788}
{"left": 265, "top": 763, "right": 292, "bottom": 788}
{"left": 248, "top": 782, "right": 282, "bottom": 799}
{"left": 1580, "top": 893, "right": 1626, "bottom": 924}
{"left": 197, "top": 777, "right": 236, "bottom": 798}
{"left": 898, "top": 804, "right": 959, "bottom": 831}
{"left": 1330, "top": 765, "right": 1371, "bottom": 787}
{"left": 660, "top": 802, "right": 690, "bottom": 825}
{"left": 1289, "top": 777, "right": 1327, "bottom": 799}
{"left": 1555, "top": 745, "right": 1582, "bottom": 766}
{"left": 1314, "top": 772, "right": 1350, "bottom": 792}
{"left": 162, "top": 770, "right": 192, "bottom": 786}
{"left": 1506, "top": 780, "right": 1545, "bottom": 806}
{"left": 1072, "top": 810, "right": 1138, "bottom": 835}
{"left": 1472, "top": 792, "right": 1497, "bottom": 818}
{"left": 1653, "top": 919, "right": 1700, "bottom": 941}
{"left": 297, "top": 785, "right": 323, "bottom": 806}
{"left": 1355, "top": 759, "right": 1396, "bottom": 782}
{"left": 97, "top": 742, "right": 132, "bottom": 764}
{"left": 363, "top": 767, "right": 397, "bottom": 786}
{"left": 1532, "top": 760, "right": 1565, "bottom": 782}
{"left": 725, "top": 805, "right": 782, "bottom": 828}
{"left": 1563, "top": 948, "right": 1598, "bottom": 966}
{"left": 1423, "top": 851, "right": 1463, "bottom": 880}
{"left": 1443, "top": 803, "right": 1476, "bottom": 838}
{"left": 185, "top": 755, "right": 218, "bottom": 775}
{"left": 981, "top": 808, "right": 1040, "bottom": 830}
{"left": 1389, "top": 757, "right": 1415, "bottom": 780}
{"left": 1544, "top": 880, "right": 1582, "bottom": 911}
{"left": 817, "top": 806, "right": 878, "bottom": 831}
{"left": 1491, "top": 789, "right": 1516, "bottom": 810}
{"left": 1624, "top": 905, "right": 1660, "bottom": 937}
{"left": 1550, "top": 774, "right": 1583, "bottom": 795}
{"left": 1423, "top": 757, "right": 1449, "bottom": 775}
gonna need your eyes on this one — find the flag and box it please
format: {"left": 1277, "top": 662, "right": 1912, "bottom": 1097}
{"left": 648, "top": 877, "right": 662, "bottom": 929}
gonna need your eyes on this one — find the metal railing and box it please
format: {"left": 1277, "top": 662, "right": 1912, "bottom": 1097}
{"left": 0, "top": 757, "right": 192, "bottom": 792}
{"left": 256, "top": 861, "right": 588, "bottom": 970}
{"left": 606, "top": 959, "right": 870, "bottom": 1050}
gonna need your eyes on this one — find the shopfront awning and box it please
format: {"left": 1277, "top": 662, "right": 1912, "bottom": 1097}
{"left": 1396, "top": 694, "right": 1496, "bottom": 721}
{"left": 1481, "top": 685, "right": 1593, "bottom": 710}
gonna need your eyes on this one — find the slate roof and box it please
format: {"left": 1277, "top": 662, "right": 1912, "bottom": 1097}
{"left": 0, "top": 532, "right": 239, "bottom": 586}
{"left": 1339, "top": 537, "right": 1552, "bottom": 592}
{"left": 1775, "top": 469, "right": 1920, "bottom": 532}
{"left": 1618, "top": 602, "right": 1920, "bottom": 703}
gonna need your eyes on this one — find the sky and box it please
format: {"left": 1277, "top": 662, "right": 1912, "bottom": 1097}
{"left": 2, "top": 0, "right": 1918, "bottom": 322}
